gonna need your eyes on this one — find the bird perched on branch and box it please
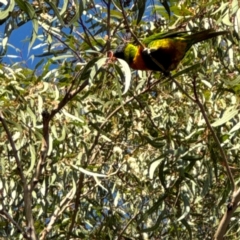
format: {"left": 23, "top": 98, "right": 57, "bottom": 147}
{"left": 113, "top": 29, "right": 227, "bottom": 74}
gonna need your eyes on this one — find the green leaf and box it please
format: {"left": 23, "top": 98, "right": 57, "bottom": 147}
{"left": 71, "top": 165, "right": 107, "bottom": 178}
{"left": 136, "top": 0, "right": 146, "bottom": 24}
{"left": 15, "top": 0, "right": 39, "bottom": 51}
{"left": 45, "top": 0, "right": 65, "bottom": 26}
{"left": 232, "top": 0, "right": 239, "bottom": 14}
{"left": 149, "top": 157, "right": 163, "bottom": 179}
{"left": 181, "top": 219, "right": 192, "bottom": 240}
{"left": 89, "top": 57, "right": 109, "bottom": 85}
{"left": 0, "top": 0, "right": 15, "bottom": 21}
{"left": 211, "top": 107, "right": 238, "bottom": 127}
{"left": 211, "top": 2, "right": 229, "bottom": 15}
{"left": 115, "top": 58, "right": 131, "bottom": 94}
{"left": 1, "top": 20, "right": 14, "bottom": 55}
{"left": 141, "top": 209, "right": 167, "bottom": 232}
{"left": 27, "top": 145, "right": 36, "bottom": 175}
{"left": 222, "top": 12, "right": 233, "bottom": 26}
{"left": 62, "top": 109, "right": 84, "bottom": 123}
{"left": 177, "top": 192, "right": 190, "bottom": 221}
{"left": 229, "top": 121, "right": 240, "bottom": 134}
{"left": 172, "top": 63, "right": 201, "bottom": 77}
{"left": 159, "top": 0, "right": 170, "bottom": 18}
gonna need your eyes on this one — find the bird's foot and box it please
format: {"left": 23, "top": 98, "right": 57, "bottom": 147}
{"left": 142, "top": 48, "right": 151, "bottom": 55}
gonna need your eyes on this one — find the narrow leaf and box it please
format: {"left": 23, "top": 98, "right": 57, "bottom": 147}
{"left": 211, "top": 107, "right": 238, "bottom": 127}
{"left": 116, "top": 58, "right": 131, "bottom": 94}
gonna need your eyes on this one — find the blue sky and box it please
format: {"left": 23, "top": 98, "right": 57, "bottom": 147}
{"left": 0, "top": 21, "right": 43, "bottom": 68}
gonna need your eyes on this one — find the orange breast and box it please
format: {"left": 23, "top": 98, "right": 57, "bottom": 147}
{"left": 130, "top": 46, "right": 149, "bottom": 70}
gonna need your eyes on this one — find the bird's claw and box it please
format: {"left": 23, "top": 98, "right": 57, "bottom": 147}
{"left": 143, "top": 48, "right": 152, "bottom": 56}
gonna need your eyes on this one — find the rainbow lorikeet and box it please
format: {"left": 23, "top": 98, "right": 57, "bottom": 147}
{"left": 113, "top": 29, "right": 227, "bottom": 74}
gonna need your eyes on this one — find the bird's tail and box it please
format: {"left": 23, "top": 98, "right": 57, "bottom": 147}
{"left": 188, "top": 29, "right": 228, "bottom": 44}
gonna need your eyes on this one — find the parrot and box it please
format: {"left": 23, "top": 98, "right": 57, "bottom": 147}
{"left": 113, "top": 29, "right": 228, "bottom": 74}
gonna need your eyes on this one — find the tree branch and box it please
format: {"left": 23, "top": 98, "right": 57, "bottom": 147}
{"left": 214, "top": 188, "right": 240, "bottom": 239}
{"left": 40, "top": 188, "right": 76, "bottom": 240}
{"left": 66, "top": 173, "right": 85, "bottom": 240}
{"left": 0, "top": 112, "right": 37, "bottom": 240}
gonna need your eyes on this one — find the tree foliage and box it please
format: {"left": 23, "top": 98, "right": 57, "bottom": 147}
{"left": 0, "top": 0, "right": 239, "bottom": 239}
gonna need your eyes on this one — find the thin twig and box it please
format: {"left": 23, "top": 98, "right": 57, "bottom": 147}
{"left": 103, "top": 0, "right": 111, "bottom": 52}
{"left": 191, "top": 77, "right": 235, "bottom": 191}
{"left": 170, "top": 74, "right": 238, "bottom": 239}
{"left": 30, "top": 110, "right": 50, "bottom": 191}
{"left": 117, "top": 212, "right": 139, "bottom": 240}
{"left": 169, "top": 75, "right": 235, "bottom": 191}
{"left": 50, "top": 78, "right": 89, "bottom": 119}
{"left": 50, "top": 32, "right": 84, "bottom": 62}
{"left": 132, "top": 94, "right": 162, "bottom": 132}
{"left": 170, "top": 76, "right": 196, "bottom": 102}
{"left": 102, "top": 14, "right": 124, "bottom": 53}
{"left": 77, "top": 18, "right": 96, "bottom": 50}
{"left": 78, "top": 17, "right": 101, "bottom": 50}
{"left": 66, "top": 173, "right": 85, "bottom": 240}
{"left": 0, "top": 112, "right": 25, "bottom": 182}
{"left": 100, "top": 77, "right": 167, "bottom": 129}
{"left": 0, "top": 209, "right": 29, "bottom": 239}
{"left": 118, "top": 0, "right": 145, "bottom": 48}
{"left": 40, "top": 188, "right": 76, "bottom": 240}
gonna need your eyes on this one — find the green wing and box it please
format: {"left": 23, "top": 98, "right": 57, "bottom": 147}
{"left": 142, "top": 29, "right": 227, "bottom": 46}
{"left": 142, "top": 31, "right": 189, "bottom": 45}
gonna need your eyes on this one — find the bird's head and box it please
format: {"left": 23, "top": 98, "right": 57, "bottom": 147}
{"left": 113, "top": 43, "right": 138, "bottom": 66}
{"left": 113, "top": 44, "right": 126, "bottom": 60}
